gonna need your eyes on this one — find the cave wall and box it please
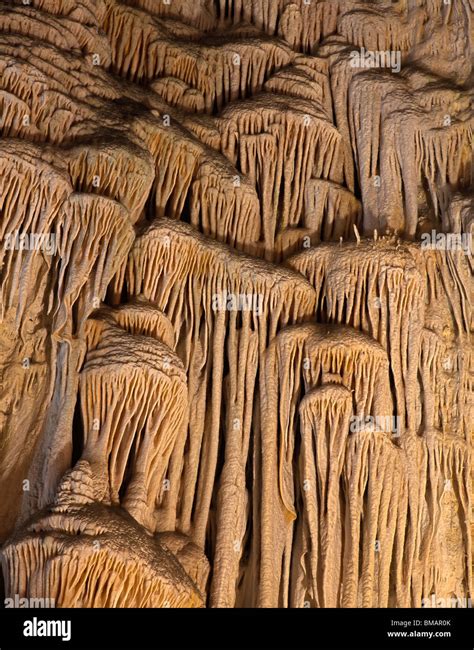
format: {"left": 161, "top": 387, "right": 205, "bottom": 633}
{"left": 0, "top": 0, "right": 472, "bottom": 608}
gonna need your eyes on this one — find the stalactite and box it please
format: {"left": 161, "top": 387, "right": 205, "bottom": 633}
{"left": 342, "top": 426, "right": 408, "bottom": 607}
{"left": 2, "top": 487, "right": 206, "bottom": 608}
{"left": 63, "top": 139, "right": 155, "bottom": 224}
{"left": 328, "top": 49, "right": 473, "bottom": 236}
{"left": 0, "top": 140, "right": 72, "bottom": 323}
{"left": 150, "top": 78, "right": 206, "bottom": 113}
{"left": 337, "top": 4, "right": 425, "bottom": 53}
{"left": 103, "top": 1, "right": 294, "bottom": 110}
{"left": 127, "top": 0, "right": 217, "bottom": 31}
{"left": 129, "top": 113, "right": 262, "bottom": 253}
{"left": 54, "top": 194, "right": 135, "bottom": 332}
{"left": 264, "top": 54, "right": 333, "bottom": 120}
{"left": 121, "top": 217, "right": 316, "bottom": 606}
{"left": 303, "top": 178, "right": 361, "bottom": 245}
{"left": 0, "top": 0, "right": 471, "bottom": 614}
{"left": 287, "top": 238, "right": 425, "bottom": 433}
{"left": 84, "top": 300, "right": 175, "bottom": 351}
{"left": 218, "top": 93, "right": 351, "bottom": 257}
{"left": 79, "top": 323, "right": 188, "bottom": 532}
{"left": 410, "top": 432, "right": 472, "bottom": 607}
{"left": 298, "top": 384, "right": 352, "bottom": 607}
{"left": 216, "top": 0, "right": 343, "bottom": 53}
{"left": 260, "top": 323, "right": 394, "bottom": 606}
{"left": 0, "top": 4, "right": 111, "bottom": 65}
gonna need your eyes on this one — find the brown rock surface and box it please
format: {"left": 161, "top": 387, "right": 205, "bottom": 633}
{"left": 0, "top": 0, "right": 471, "bottom": 609}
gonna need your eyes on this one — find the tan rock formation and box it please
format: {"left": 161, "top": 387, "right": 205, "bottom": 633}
{"left": 0, "top": 0, "right": 471, "bottom": 611}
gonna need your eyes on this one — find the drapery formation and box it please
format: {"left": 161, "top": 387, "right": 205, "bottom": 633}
{"left": 0, "top": 0, "right": 471, "bottom": 609}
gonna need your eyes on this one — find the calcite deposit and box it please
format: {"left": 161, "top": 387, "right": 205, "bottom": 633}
{"left": 0, "top": 0, "right": 472, "bottom": 610}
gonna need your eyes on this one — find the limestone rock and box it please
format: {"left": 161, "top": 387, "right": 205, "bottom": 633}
{"left": 0, "top": 0, "right": 471, "bottom": 610}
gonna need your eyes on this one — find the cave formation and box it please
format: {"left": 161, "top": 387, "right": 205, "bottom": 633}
{"left": 0, "top": 0, "right": 472, "bottom": 609}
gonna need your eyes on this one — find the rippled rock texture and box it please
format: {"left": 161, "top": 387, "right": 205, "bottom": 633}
{"left": 0, "top": 0, "right": 472, "bottom": 609}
